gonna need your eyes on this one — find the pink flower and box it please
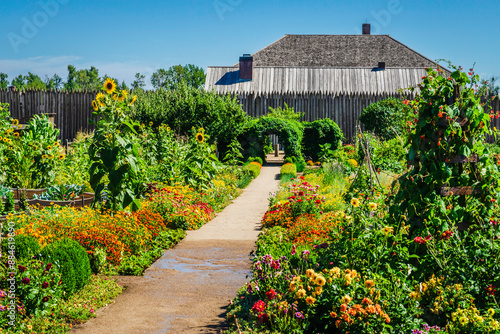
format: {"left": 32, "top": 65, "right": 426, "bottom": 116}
{"left": 266, "top": 289, "right": 277, "bottom": 300}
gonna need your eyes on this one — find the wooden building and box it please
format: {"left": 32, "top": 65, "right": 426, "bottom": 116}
{"left": 205, "top": 24, "right": 445, "bottom": 142}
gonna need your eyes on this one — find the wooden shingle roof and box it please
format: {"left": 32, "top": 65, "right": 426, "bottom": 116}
{"left": 235, "top": 34, "right": 438, "bottom": 68}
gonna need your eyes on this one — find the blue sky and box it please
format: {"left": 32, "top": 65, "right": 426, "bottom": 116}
{"left": 1, "top": 0, "right": 499, "bottom": 89}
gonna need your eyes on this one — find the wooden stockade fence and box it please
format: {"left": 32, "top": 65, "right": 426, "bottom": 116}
{"left": 0, "top": 88, "right": 98, "bottom": 143}
{"left": 1, "top": 89, "right": 499, "bottom": 144}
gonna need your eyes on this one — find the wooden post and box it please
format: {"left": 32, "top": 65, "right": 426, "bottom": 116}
{"left": 274, "top": 144, "right": 279, "bottom": 157}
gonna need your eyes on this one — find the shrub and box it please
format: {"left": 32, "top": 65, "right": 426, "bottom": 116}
{"left": 243, "top": 162, "right": 261, "bottom": 179}
{"left": 280, "top": 163, "right": 297, "bottom": 179}
{"left": 302, "top": 119, "right": 343, "bottom": 160}
{"left": 359, "top": 97, "right": 412, "bottom": 140}
{"left": 40, "top": 242, "right": 77, "bottom": 298}
{"left": 248, "top": 156, "right": 263, "bottom": 165}
{"left": 55, "top": 239, "right": 92, "bottom": 291}
{"left": 14, "top": 234, "right": 41, "bottom": 260}
{"left": 283, "top": 157, "right": 294, "bottom": 164}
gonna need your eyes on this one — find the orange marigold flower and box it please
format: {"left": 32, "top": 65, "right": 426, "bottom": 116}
{"left": 365, "top": 280, "right": 375, "bottom": 288}
{"left": 340, "top": 303, "right": 348, "bottom": 312}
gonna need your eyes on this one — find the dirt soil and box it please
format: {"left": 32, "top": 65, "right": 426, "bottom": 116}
{"left": 71, "top": 165, "right": 281, "bottom": 334}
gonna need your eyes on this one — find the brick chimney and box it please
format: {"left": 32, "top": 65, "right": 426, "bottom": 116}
{"left": 239, "top": 54, "right": 253, "bottom": 80}
{"left": 362, "top": 23, "right": 371, "bottom": 35}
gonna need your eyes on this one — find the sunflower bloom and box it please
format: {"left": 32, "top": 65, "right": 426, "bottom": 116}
{"left": 92, "top": 100, "right": 99, "bottom": 111}
{"left": 12, "top": 119, "right": 19, "bottom": 126}
{"left": 96, "top": 92, "right": 106, "bottom": 106}
{"left": 58, "top": 154, "right": 65, "bottom": 160}
{"left": 13, "top": 132, "right": 20, "bottom": 137}
{"left": 368, "top": 202, "right": 378, "bottom": 210}
{"left": 103, "top": 78, "right": 117, "bottom": 94}
{"left": 196, "top": 132, "right": 204, "bottom": 143}
{"left": 351, "top": 198, "right": 360, "bottom": 207}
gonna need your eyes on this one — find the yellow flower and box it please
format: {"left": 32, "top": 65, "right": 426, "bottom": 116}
{"left": 306, "top": 269, "right": 315, "bottom": 278}
{"left": 341, "top": 295, "right": 352, "bottom": 304}
{"left": 315, "top": 286, "right": 322, "bottom": 295}
{"left": 295, "top": 289, "right": 306, "bottom": 299}
{"left": 149, "top": 121, "right": 153, "bottom": 126}
{"left": 96, "top": 92, "right": 106, "bottom": 106}
{"left": 382, "top": 226, "right": 394, "bottom": 236}
{"left": 289, "top": 282, "right": 297, "bottom": 292}
{"left": 315, "top": 275, "right": 326, "bottom": 286}
{"left": 92, "top": 100, "right": 99, "bottom": 111}
{"left": 58, "top": 154, "right": 65, "bottom": 160}
{"left": 119, "top": 89, "right": 128, "bottom": 102}
{"left": 166, "top": 126, "right": 171, "bottom": 131}
{"left": 42, "top": 154, "right": 48, "bottom": 159}
{"left": 305, "top": 296, "right": 316, "bottom": 305}
{"left": 198, "top": 127, "right": 205, "bottom": 134}
{"left": 12, "top": 119, "right": 19, "bottom": 126}
{"left": 48, "top": 154, "right": 54, "bottom": 159}
{"left": 47, "top": 145, "right": 53, "bottom": 150}
{"left": 351, "top": 198, "right": 360, "bottom": 207}
{"left": 365, "top": 280, "right": 375, "bottom": 288}
{"left": 368, "top": 202, "right": 378, "bottom": 210}
{"left": 487, "top": 308, "right": 495, "bottom": 317}
{"left": 459, "top": 316, "right": 468, "bottom": 326}
{"left": 196, "top": 132, "right": 204, "bottom": 143}
{"left": 13, "top": 132, "right": 20, "bottom": 138}
{"left": 129, "top": 95, "right": 137, "bottom": 106}
{"left": 103, "top": 78, "right": 117, "bottom": 94}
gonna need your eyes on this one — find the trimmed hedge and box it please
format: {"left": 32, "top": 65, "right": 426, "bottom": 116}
{"left": 280, "top": 163, "right": 297, "bottom": 179}
{"left": 302, "top": 118, "right": 343, "bottom": 161}
{"left": 41, "top": 238, "right": 92, "bottom": 298}
{"left": 242, "top": 161, "right": 262, "bottom": 179}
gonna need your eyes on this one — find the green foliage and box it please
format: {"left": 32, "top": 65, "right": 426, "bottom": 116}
{"left": 4, "top": 191, "right": 15, "bottom": 214}
{"left": 89, "top": 83, "right": 143, "bottom": 212}
{"left": 240, "top": 117, "right": 303, "bottom": 162}
{"left": 15, "top": 235, "right": 41, "bottom": 260}
{"left": 267, "top": 103, "right": 304, "bottom": 121}
{"left": 150, "top": 64, "right": 205, "bottom": 90}
{"left": 33, "top": 184, "right": 84, "bottom": 201}
{"left": 359, "top": 98, "right": 413, "bottom": 140}
{"left": 0, "top": 73, "right": 8, "bottom": 89}
{"left": 242, "top": 162, "right": 261, "bottom": 179}
{"left": 247, "top": 156, "right": 263, "bottom": 165}
{"left": 388, "top": 64, "right": 500, "bottom": 235}
{"left": 55, "top": 131, "right": 92, "bottom": 189}
{"left": 280, "top": 163, "right": 297, "bottom": 178}
{"left": 54, "top": 239, "right": 91, "bottom": 291}
{"left": 130, "top": 83, "right": 249, "bottom": 153}
{"left": 224, "top": 138, "right": 244, "bottom": 165}
{"left": 283, "top": 157, "right": 294, "bottom": 164}
{"left": 63, "top": 65, "right": 102, "bottom": 91}
{"left": 40, "top": 243, "right": 76, "bottom": 298}
{"left": 302, "top": 118, "right": 343, "bottom": 160}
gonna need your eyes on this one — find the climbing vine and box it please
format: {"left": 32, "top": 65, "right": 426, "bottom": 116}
{"left": 388, "top": 64, "right": 500, "bottom": 235}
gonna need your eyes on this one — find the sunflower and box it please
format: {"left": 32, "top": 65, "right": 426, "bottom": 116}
{"left": 196, "top": 132, "right": 204, "bottom": 143}
{"left": 368, "top": 202, "right": 378, "bottom": 211}
{"left": 103, "top": 78, "right": 117, "bottom": 94}
{"left": 92, "top": 100, "right": 99, "bottom": 111}
{"left": 129, "top": 95, "right": 137, "bottom": 106}
{"left": 351, "top": 198, "right": 360, "bottom": 207}
{"left": 58, "top": 154, "right": 65, "bottom": 160}
{"left": 13, "top": 132, "right": 19, "bottom": 138}
{"left": 47, "top": 146, "right": 53, "bottom": 150}
{"left": 96, "top": 92, "right": 106, "bottom": 106}
{"left": 198, "top": 127, "right": 205, "bottom": 134}
{"left": 12, "top": 119, "right": 19, "bottom": 126}
{"left": 42, "top": 154, "right": 48, "bottom": 159}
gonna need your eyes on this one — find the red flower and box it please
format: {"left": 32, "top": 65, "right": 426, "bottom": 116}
{"left": 42, "top": 282, "right": 49, "bottom": 289}
{"left": 266, "top": 289, "right": 277, "bottom": 300}
{"left": 252, "top": 300, "right": 266, "bottom": 313}
{"left": 486, "top": 284, "right": 497, "bottom": 296}
{"left": 403, "top": 100, "right": 410, "bottom": 105}
{"left": 22, "top": 277, "right": 31, "bottom": 285}
{"left": 441, "top": 230, "right": 453, "bottom": 240}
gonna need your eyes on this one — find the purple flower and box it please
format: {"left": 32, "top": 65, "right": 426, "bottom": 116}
{"left": 18, "top": 265, "right": 27, "bottom": 273}
{"left": 247, "top": 283, "right": 253, "bottom": 293}
{"left": 42, "top": 282, "right": 49, "bottom": 289}
{"left": 0, "top": 290, "right": 6, "bottom": 298}
{"left": 22, "top": 277, "right": 30, "bottom": 285}
{"left": 295, "top": 311, "right": 305, "bottom": 319}
{"left": 0, "top": 305, "right": 6, "bottom": 312}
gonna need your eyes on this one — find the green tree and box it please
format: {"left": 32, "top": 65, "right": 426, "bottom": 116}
{"left": 64, "top": 65, "right": 79, "bottom": 90}
{"left": 45, "top": 74, "right": 63, "bottom": 90}
{"left": 11, "top": 74, "right": 26, "bottom": 90}
{"left": 131, "top": 73, "right": 146, "bottom": 90}
{"left": 151, "top": 65, "right": 205, "bottom": 90}
{"left": 25, "top": 72, "right": 46, "bottom": 89}
{"left": 64, "top": 65, "right": 102, "bottom": 91}
{"left": 480, "top": 75, "right": 499, "bottom": 96}
{"left": 0, "top": 73, "right": 8, "bottom": 89}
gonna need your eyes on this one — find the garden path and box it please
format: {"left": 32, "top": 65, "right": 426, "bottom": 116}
{"left": 71, "top": 164, "right": 281, "bottom": 334}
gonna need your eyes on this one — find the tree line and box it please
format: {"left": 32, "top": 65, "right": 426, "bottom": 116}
{"left": 0, "top": 64, "right": 206, "bottom": 91}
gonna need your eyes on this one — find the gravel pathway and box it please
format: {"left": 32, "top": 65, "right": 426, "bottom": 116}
{"left": 72, "top": 165, "right": 281, "bottom": 334}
